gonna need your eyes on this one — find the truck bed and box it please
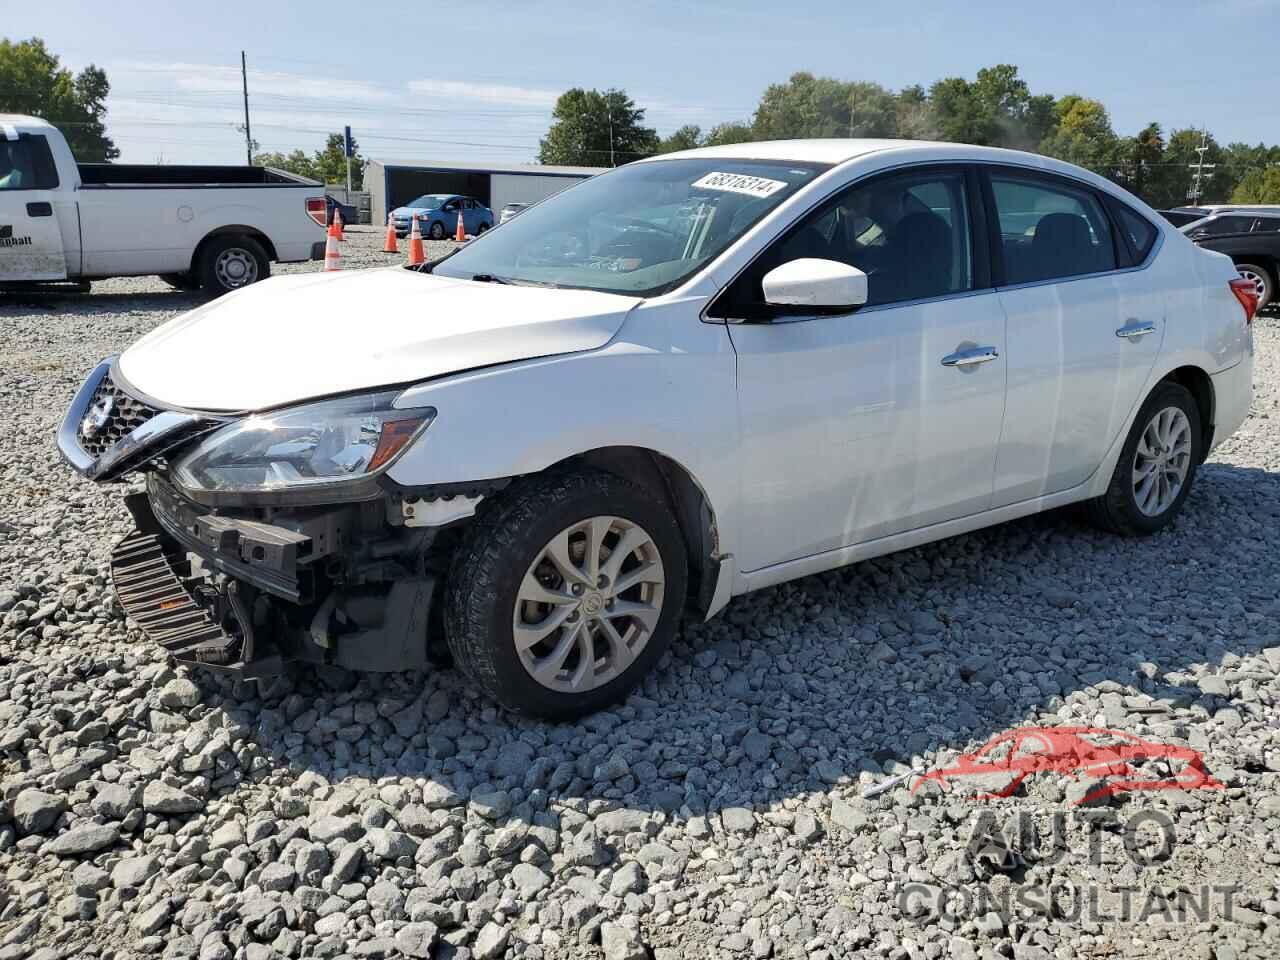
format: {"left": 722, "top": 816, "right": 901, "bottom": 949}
{"left": 77, "top": 164, "right": 319, "bottom": 188}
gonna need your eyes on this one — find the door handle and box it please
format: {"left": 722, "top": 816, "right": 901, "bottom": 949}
{"left": 26, "top": 201, "right": 53, "bottom": 217}
{"left": 1116, "top": 321, "right": 1156, "bottom": 339}
{"left": 941, "top": 346, "right": 999, "bottom": 367}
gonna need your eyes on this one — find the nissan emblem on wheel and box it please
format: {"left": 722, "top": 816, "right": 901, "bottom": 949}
{"left": 56, "top": 139, "right": 1255, "bottom": 719}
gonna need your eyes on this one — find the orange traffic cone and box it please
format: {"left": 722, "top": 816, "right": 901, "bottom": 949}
{"left": 323, "top": 231, "right": 341, "bottom": 271}
{"left": 333, "top": 206, "right": 345, "bottom": 241}
{"left": 383, "top": 213, "right": 398, "bottom": 253}
{"left": 406, "top": 215, "right": 425, "bottom": 267}
{"left": 454, "top": 208, "right": 466, "bottom": 242}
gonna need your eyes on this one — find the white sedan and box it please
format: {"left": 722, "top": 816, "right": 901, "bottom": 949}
{"left": 59, "top": 139, "right": 1256, "bottom": 718}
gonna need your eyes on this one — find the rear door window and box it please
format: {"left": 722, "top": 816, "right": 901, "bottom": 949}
{"left": 1252, "top": 217, "right": 1280, "bottom": 233}
{"left": 990, "top": 174, "right": 1117, "bottom": 284}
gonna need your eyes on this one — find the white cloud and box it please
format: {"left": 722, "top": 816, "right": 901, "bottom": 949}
{"left": 112, "top": 60, "right": 394, "bottom": 103}
{"left": 406, "top": 78, "right": 559, "bottom": 108}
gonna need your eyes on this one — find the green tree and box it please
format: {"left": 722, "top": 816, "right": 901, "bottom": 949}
{"left": 656, "top": 124, "right": 702, "bottom": 154}
{"left": 254, "top": 148, "right": 318, "bottom": 180}
{"left": 539, "top": 88, "right": 658, "bottom": 166}
{"left": 312, "top": 132, "right": 364, "bottom": 188}
{"left": 1157, "top": 128, "right": 1224, "bottom": 206}
{"left": 927, "top": 77, "right": 996, "bottom": 145}
{"left": 702, "top": 122, "right": 756, "bottom": 147}
{"left": 971, "top": 65, "right": 1056, "bottom": 150}
{"left": 1038, "top": 95, "right": 1122, "bottom": 178}
{"left": 894, "top": 84, "right": 936, "bottom": 141}
{"left": 1120, "top": 122, "right": 1168, "bottom": 203}
{"left": 0, "top": 37, "right": 118, "bottom": 161}
{"left": 751, "top": 72, "right": 896, "bottom": 140}
{"left": 1232, "top": 166, "right": 1280, "bottom": 203}
{"left": 254, "top": 132, "right": 364, "bottom": 187}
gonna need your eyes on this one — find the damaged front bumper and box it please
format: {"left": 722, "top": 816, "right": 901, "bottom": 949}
{"left": 112, "top": 477, "right": 440, "bottom": 677}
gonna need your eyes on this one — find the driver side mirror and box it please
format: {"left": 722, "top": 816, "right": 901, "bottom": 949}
{"left": 762, "top": 258, "right": 868, "bottom": 314}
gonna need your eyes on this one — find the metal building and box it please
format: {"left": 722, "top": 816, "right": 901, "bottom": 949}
{"left": 364, "top": 159, "right": 605, "bottom": 227}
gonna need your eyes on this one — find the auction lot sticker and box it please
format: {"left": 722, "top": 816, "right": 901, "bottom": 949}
{"left": 691, "top": 171, "right": 789, "bottom": 198}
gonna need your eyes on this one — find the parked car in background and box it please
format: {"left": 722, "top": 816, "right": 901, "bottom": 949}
{"left": 500, "top": 202, "right": 530, "bottom": 224}
{"left": 326, "top": 194, "right": 358, "bottom": 227}
{"left": 0, "top": 115, "right": 326, "bottom": 294}
{"left": 58, "top": 140, "right": 1255, "bottom": 718}
{"left": 390, "top": 194, "right": 493, "bottom": 239}
{"left": 1184, "top": 210, "right": 1280, "bottom": 309}
{"left": 1159, "top": 209, "right": 1208, "bottom": 228}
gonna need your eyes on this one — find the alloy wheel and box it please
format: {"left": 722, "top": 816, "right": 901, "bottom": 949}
{"left": 1132, "top": 406, "right": 1192, "bottom": 517}
{"left": 513, "top": 516, "right": 665, "bottom": 693}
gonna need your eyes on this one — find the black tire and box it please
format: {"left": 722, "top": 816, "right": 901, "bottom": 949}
{"left": 428, "top": 221, "right": 446, "bottom": 241}
{"left": 444, "top": 469, "right": 688, "bottom": 719}
{"left": 198, "top": 235, "right": 270, "bottom": 295}
{"left": 1086, "top": 381, "right": 1202, "bottom": 536}
{"left": 160, "top": 272, "right": 200, "bottom": 291}
{"left": 477, "top": 222, "right": 491, "bottom": 234}
{"left": 1234, "top": 262, "right": 1274, "bottom": 311}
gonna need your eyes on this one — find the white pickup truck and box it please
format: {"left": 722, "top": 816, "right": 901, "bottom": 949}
{"left": 0, "top": 115, "right": 327, "bottom": 294}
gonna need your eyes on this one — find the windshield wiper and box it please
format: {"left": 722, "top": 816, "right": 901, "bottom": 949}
{"left": 470, "top": 273, "right": 512, "bottom": 284}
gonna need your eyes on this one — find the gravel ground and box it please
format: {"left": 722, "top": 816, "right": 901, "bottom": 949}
{"left": 1, "top": 226, "right": 1278, "bottom": 960}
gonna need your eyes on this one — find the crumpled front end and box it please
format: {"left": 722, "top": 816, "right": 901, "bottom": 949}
{"left": 58, "top": 359, "right": 466, "bottom": 678}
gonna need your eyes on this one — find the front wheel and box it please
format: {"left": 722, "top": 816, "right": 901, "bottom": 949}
{"left": 428, "top": 221, "right": 446, "bottom": 241}
{"left": 444, "top": 470, "right": 688, "bottom": 718}
{"left": 1086, "top": 381, "right": 1201, "bottom": 535}
{"left": 1235, "top": 262, "right": 1273, "bottom": 311}
{"left": 198, "top": 235, "right": 269, "bottom": 295}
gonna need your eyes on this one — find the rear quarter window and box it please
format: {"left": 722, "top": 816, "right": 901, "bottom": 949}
{"left": 1113, "top": 204, "right": 1158, "bottom": 263}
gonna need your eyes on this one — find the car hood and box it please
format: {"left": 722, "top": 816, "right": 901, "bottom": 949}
{"left": 118, "top": 269, "right": 638, "bottom": 411}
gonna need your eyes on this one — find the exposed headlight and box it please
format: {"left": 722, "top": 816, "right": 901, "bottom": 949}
{"left": 172, "top": 391, "right": 434, "bottom": 497}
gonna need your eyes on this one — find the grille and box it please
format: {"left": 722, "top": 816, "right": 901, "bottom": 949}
{"left": 79, "top": 376, "right": 160, "bottom": 459}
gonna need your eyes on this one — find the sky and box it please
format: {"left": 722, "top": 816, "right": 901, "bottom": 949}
{"left": 6, "top": 0, "right": 1278, "bottom": 167}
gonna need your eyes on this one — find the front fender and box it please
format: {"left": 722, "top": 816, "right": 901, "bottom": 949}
{"left": 386, "top": 307, "right": 740, "bottom": 557}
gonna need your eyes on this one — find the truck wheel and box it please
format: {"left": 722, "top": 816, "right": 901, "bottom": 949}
{"left": 1086, "top": 381, "right": 1201, "bottom": 536}
{"left": 444, "top": 469, "right": 688, "bottom": 719}
{"left": 199, "top": 236, "right": 270, "bottom": 295}
{"left": 1235, "top": 263, "right": 1273, "bottom": 310}
{"left": 160, "top": 272, "right": 200, "bottom": 291}
{"left": 429, "top": 221, "right": 446, "bottom": 240}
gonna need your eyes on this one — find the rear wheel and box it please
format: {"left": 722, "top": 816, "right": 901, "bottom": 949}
{"left": 1086, "top": 381, "right": 1201, "bottom": 535}
{"left": 1234, "top": 262, "right": 1273, "bottom": 311}
{"left": 198, "top": 235, "right": 269, "bottom": 295}
{"left": 444, "top": 469, "right": 687, "bottom": 718}
{"left": 477, "top": 222, "right": 491, "bottom": 234}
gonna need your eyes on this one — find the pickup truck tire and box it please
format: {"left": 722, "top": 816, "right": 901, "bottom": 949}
{"left": 444, "top": 468, "right": 688, "bottom": 718}
{"left": 160, "top": 272, "right": 200, "bottom": 291}
{"left": 1086, "top": 381, "right": 1201, "bottom": 536}
{"left": 199, "top": 235, "right": 270, "bottom": 295}
{"left": 1234, "top": 263, "right": 1273, "bottom": 310}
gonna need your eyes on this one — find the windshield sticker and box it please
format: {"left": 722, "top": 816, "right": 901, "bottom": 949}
{"left": 691, "top": 172, "right": 788, "bottom": 199}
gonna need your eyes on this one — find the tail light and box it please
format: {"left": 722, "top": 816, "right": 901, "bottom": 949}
{"left": 1229, "top": 277, "right": 1259, "bottom": 325}
{"left": 305, "top": 197, "right": 327, "bottom": 227}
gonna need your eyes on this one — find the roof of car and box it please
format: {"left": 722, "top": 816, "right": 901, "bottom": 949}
{"left": 637, "top": 138, "right": 1134, "bottom": 185}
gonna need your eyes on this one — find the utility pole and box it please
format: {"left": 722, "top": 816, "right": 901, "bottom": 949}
{"left": 607, "top": 109, "right": 614, "bottom": 167}
{"left": 1187, "top": 128, "right": 1215, "bottom": 205}
{"left": 241, "top": 51, "right": 252, "bottom": 166}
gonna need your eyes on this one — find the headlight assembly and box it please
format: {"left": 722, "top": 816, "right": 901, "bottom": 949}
{"left": 172, "top": 391, "right": 434, "bottom": 499}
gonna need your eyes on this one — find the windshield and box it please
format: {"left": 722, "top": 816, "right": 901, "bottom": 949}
{"left": 430, "top": 158, "right": 830, "bottom": 296}
{"left": 407, "top": 195, "right": 447, "bottom": 209}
